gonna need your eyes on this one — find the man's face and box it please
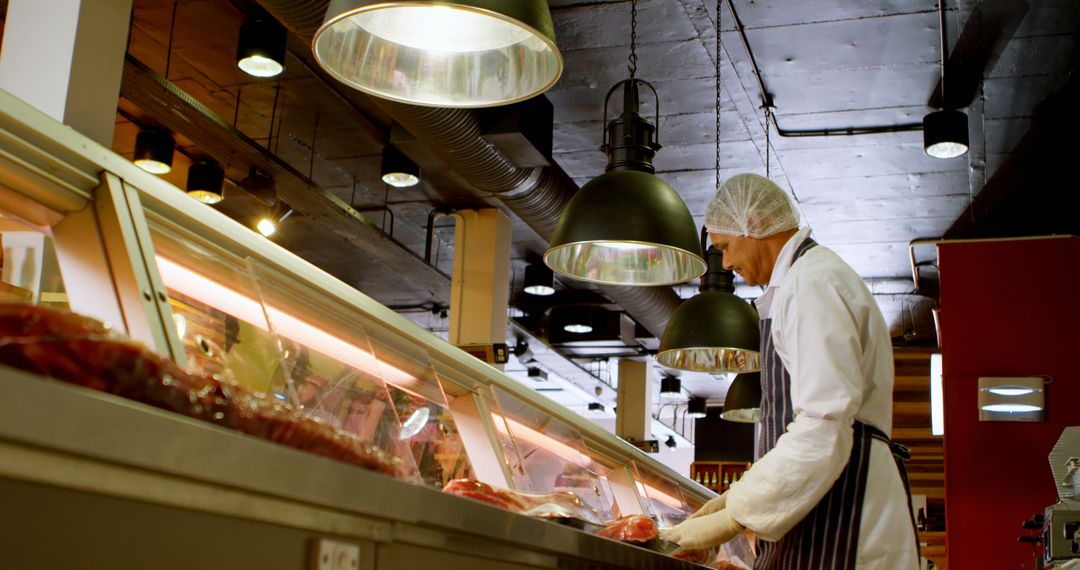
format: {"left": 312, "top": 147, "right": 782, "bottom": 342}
{"left": 709, "top": 233, "right": 773, "bottom": 286}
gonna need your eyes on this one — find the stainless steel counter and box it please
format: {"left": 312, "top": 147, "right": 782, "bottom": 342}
{"left": 0, "top": 366, "right": 700, "bottom": 569}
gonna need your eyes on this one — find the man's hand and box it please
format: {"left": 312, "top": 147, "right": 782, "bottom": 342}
{"left": 659, "top": 509, "right": 743, "bottom": 550}
{"left": 688, "top": 492, "right": 727, "bottom": 519}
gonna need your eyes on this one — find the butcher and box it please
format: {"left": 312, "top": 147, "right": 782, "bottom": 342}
{"left": 659, "top": 174, "right": 920, "bottom": 569}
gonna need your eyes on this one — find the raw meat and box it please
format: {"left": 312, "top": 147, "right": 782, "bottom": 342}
{"left": 0, "top": 303, "right": 406, "bottom": 478}
{"left": 673, "top": 547, "right": 715, "bottom": 564}
{"left": 442, "top": 479, "right": 605, "bottom": 526}
{"left": 443, "top": 479, "right": 531, "bottom": 512}
{"left": 597, "top": 514, "right": 658, "bottom": 543}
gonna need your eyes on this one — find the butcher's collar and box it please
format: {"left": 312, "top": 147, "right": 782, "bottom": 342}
{"left": 754, "top": 227, "right": 811, "bottom": 319}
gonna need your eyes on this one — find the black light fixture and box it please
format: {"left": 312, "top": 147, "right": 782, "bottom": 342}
{"left": 664, "top": 435, "right": 677, "bottom": 449}
{"left": 186, "top": 160, "right": 225, "bottom": 204}
{"left": 526, "top": 367, "right": 548, "bottom": 381}
{"left": 923, "top": 0, "right": 968, "bottom": 159}
{"left": 657, "top": 240, "right": 761, "bottom": 373}
{"left": 561, "top": 306, "right": 594, "bottom": 334}
{"left": 380, "top": 145, "right": 420, "bottom": 188}
{"left": 544, "top": 0, "right": 704, "bottom": 287}
{"left": 923, "top": 109, "right": 969, "bottom": 159}
{"left": 524, "top": 263, "right": 555, "bottom": 296}
{"left": 587, "top": 402, "right": 606, "bottom": 414}
{"left": 659, "top": 376, "right": 682, "bottom": 402}
{"left": 687, "top": 396, "right": 707, "bottom": 419}
{"left": 721, "top": 373, "right": 762, "bottom": 423}
{"left": 236, "top": 15, "right": 287, "bottom": 78}
{"left": 313, "top": 1, "right": 563, "bottom": 108}
{"left": 133, "top": 129, "right": 175, "bottom": 174}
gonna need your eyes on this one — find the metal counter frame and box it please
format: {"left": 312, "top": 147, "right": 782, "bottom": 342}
{"left": 0, "top": 366, "right": 700, "bottom": 569}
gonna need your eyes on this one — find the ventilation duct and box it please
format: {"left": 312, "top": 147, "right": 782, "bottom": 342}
{"left": 120, "top": 56, "right": 452, "bottom": 301}
{"left": 251, "top": 0, "right": 684, "bottom": 337}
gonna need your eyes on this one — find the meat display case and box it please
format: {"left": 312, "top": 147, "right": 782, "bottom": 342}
{"left": 0, "top": 88, "right": 713, "bottom": 568}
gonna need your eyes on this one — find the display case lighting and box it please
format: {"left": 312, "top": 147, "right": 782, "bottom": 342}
{"left": 155, "top": 256, "right": 417, "bottom": 390}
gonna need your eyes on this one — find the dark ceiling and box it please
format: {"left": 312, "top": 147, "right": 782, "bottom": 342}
{"left": 22, "top": 0, "right": 1076, "bottom": 398}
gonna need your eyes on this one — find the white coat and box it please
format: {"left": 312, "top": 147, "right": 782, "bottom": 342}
{"left": 724, "top": 228, "right": 920, "bottom": 569}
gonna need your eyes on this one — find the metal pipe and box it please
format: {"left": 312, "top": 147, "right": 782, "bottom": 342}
{"left": 908, "top": 234, "right": 1074, "bottom": 295}
{"left": 425, "top": 208, "right": 454, "bottom": 264}
{"left": 251, "top": 0, "right": 686, "bottom": 338}
{"left": 722, "top": 0, "right": 924, "bottom": 138}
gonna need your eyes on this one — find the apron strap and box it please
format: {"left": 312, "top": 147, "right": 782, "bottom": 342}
{"left": 863, "top": 423, "right": 922, "bottom": 561}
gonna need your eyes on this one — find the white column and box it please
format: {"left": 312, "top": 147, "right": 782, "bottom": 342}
{"left": 447, "top": 208, "right": 512, "bottom": 366}
{"left": 0, "top": 0, "right": 133, "bottom": 146}
{"left": 616, "top": 359, "right": 653, "bottom": 444}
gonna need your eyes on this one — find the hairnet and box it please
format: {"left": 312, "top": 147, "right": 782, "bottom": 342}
{"left": 704, "top": 173, "right": 800, "bottom": 238}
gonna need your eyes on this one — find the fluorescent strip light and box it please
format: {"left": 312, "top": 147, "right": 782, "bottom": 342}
{"left": 155, "top": 256, "right": 416, "bottom": 389}
{"left": 493, "top": 415, "right": 591, "bottom": 466}
{"left": 930, "top": 353, "right": 944, "bottom": 436}
{"left": 636, "top": 481, "right": 684, "bottom": 510}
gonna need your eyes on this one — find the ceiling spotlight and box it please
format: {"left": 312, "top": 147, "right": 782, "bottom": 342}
{"left": 524, "top": 263, "right": 555, "bottom": 296}
{"left": 923, "top": 109, "right": 969, "bottom": 159}
{"left": 564, "top": 323, "right": 593, "bottom": 334}
{"left": 313, "top": 1, "right": 563, "bottom": 108}
{"left": 256, "top": 218, "right": 277, "bottom": 237}
{"left": 380, "top": 145, "right": 420, "bottom": 188}
{"left": 664, "top": 435, "right": 677, "bottom": 449}
{"left": 186, "top": 160, "right": 225, "bottom": 204}
{"left": 255, "top": 207, "right": 293, "bottom": 238}
{"left": 526, "top": 367, "right": 548, "bottom": 381}
{"left": 133, "top": 129, "right": 175, "bottom": 174}
{"left": 237, "top": 16, "right": 287, "bottom": 78}
{"left": 721, "top": 373, "right": 762, "bottom": 423}
{"left": 687, "top": 396, "right": 707, "bottom": 419}
{"left": 923, "top": 0, "right": 968, "bottom": 159}
{"left": 658, "top": 243, "right": 761, "bottom": 373}
{"left": 659, "top": 376, "right": 682, "bottom": 402}
{"left": 587, "top": 402, "right": 606, "bottom": 414}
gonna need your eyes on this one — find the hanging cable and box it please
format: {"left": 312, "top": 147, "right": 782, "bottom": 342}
{"left": 165, "top": 0, "right": 179, "bottom": 79}
{"left": 938, "top": 0, "right": 948, "bottom": 109}
{"left": 765, "top": 107, "right": 771, "bottom": 178}
{"left": 628, "top": 0, "right": 639, "bottom": 79}
{"left": 715, "top": 0, "right": 722, "bottom": 190}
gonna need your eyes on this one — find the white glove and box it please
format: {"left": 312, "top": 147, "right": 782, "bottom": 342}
{"left": 659, "top": 509, "right": 744, "bottom": 550}
{"left": 688, "top": 491, "right": 727, "bottom": 519}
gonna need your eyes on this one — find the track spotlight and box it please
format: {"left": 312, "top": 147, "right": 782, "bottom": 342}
{"left": 133, "top": 129, "right": 175, "bottom": 174}
{"left": 524, "top": 263, "right": 555, "bottom": 296}
{"left": 186, "top": 160, "right": 225, "bottom": 204}
{"left": 237, "top": 16, "right": 287, "bottom": 78}
{"left": 380, "top": 145, "right": 420, "bottom": 188}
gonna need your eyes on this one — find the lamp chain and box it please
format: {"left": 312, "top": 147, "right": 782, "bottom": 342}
{"left": 628, "top": 0, "right": 639, "bottom": 79}
{"left": 715, "top": 0, "right": 721, "bottom": 190}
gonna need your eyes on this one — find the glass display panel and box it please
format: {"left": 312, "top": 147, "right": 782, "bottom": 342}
{"left": 0, "top": 210, "right": 67, "bottom": 309}
{"left": 362, "top": 335, "right": 473, "bottom": 488}
{"left": 145, "top": 213, "right": 485, "bottom": 488}
{"left": 490, "top": 385, "right": 621, "bottom": 521}
{"left": 632, "top": 460, "right": 693, "bottom": 527}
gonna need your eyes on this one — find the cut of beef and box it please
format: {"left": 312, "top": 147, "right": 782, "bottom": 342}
{"left": 0, "top": 303, "right": 405, "bottom": 478}
{"left": 597, "top": 514, "right": 659, "bottom": 543}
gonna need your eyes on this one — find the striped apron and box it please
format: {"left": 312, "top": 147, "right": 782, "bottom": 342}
{"left": 754, "top": 238, "right": 918, "bottom": 569}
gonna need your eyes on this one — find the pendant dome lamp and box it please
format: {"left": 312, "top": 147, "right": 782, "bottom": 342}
{"left": 656, "top": 3, "right": 759, "bottom": 373}
{"left": 544, "top": 0, "right": 705, "bottom": 287}
{"left": 312, "top": 0, "right": 563, "bottom": 108}
{"left": 656, "top": 241, "right": 761, "bottom": 373}
{"left": 721, "top": 372, "right": 762, "bottom": 423}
